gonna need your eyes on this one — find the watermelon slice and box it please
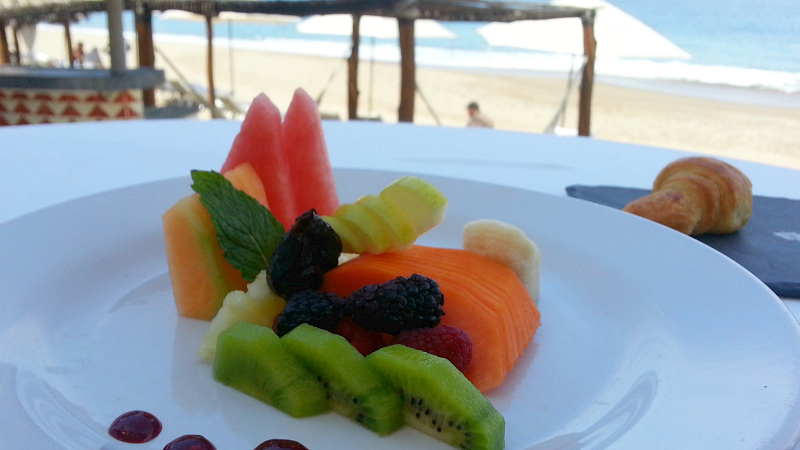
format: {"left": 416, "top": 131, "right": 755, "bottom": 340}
{"left": 221, "top": 93, "right": 295, "bottom": 229}
{"left": 282, "top": 88, "right": 339, "bottom": 217}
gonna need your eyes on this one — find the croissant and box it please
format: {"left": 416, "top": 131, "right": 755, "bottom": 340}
{"left": 622, "top": 157, "right": 753, "bottom": 235}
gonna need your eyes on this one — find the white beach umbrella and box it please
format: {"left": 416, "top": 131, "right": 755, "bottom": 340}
{"left": 477, "top": 0, "right": 690, "bottom": 60}
{"left": 296, "top": 14, "right": 456, "bottom": 39}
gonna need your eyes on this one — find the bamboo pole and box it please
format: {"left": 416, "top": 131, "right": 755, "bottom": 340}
{"left": 0, "top": 20, "right": 10, "bottom": 64}
{"left": 347, "top": 14, "right": 361, "bottom": 120}
{"left": 135, "top": 7, "right": 156, "bottom": 106}
{"left": 397, "top": 18, "right": 415, "bottom": 123}
{"left": 578, "top": 12, "right": 596, "bottom": 137}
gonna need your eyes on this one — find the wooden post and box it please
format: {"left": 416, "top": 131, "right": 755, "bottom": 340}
{"left": 0, "top": 20, "right": 10, "bottom": 65}
{"left": 106, "top": 0, "right": 127, "bottom": 75}
{"left": 347, "top": 14, "right": 361, "bottom": 120}
{"left": 578, "top": 12, "right": 596, "bottom": 137}
{"left": 63, "top": 20, "right": 75, "bottom": 67}
{"left": 135, "top": 7, "right": 156, "bottom": 107}
{"left": 397, "top": 18, "right": 415, "bottom": 123}
{"left": 12, "top": 25, "right": 21, "bottom": 65}
{"left": 205, "top": 14, "right": 216, "bottom": 111}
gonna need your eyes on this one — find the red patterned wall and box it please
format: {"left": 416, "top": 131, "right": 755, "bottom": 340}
{"left": 0, "top": 89, "right": 144, "bottom": 125}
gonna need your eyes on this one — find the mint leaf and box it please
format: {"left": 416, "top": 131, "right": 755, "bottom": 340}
{"left": 191, "top": 170, "right": 285, "bottom": 282}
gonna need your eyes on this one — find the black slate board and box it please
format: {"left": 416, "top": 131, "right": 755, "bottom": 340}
{"left": 566, "top": 185, "right": 800, "bottom": 298}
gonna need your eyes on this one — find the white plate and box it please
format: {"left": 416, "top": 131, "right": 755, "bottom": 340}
{"left": 1, "top": 169, "right": 800, "bottom": 450}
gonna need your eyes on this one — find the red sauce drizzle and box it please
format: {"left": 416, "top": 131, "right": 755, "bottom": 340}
{"left": 254, "top": 439, "right": 309, "bottom": 450}
{"left": 163, "top": 434, "right": 217, "bottom": 450}
{"left": 108, "top": 410, "right": 162, "bottom": 443}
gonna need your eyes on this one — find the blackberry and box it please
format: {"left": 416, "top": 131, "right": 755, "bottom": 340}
{"left": 350, "top": 274, "right": 444, "bottom": 335}
{"left": 268, "top": 209, "right": 342, "bottom": 299}
{"left": 275, "top": 290, "right": 350, "bottom": 337}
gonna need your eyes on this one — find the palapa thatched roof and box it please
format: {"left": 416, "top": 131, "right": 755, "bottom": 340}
{"left": 1, "top": 0, "right": 597, "bottom": 135}
{"left": 0, "top": 0, "right": 594, "bottom": 26}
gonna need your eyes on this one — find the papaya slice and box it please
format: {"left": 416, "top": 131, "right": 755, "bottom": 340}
{"left": 321, "top": 245, "right": 541, "bottom": 392}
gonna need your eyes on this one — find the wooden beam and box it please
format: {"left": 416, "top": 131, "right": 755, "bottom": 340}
{"left": 0, "top": 20, "right": 10, "bottom": 64}
{"left": 135, "top": 7, "right": 156, "bottom": 106}
{"left": 578, "top": 13, "right": 595, "bottom": 137}
{"left": 205, "top": 14, "right": 216, "bottom": 111}
{"left": 347, "top": 14, "right": 360, "bottom": 120}
{"left": 397, "top": 18, "right": 415, "bottom": 123}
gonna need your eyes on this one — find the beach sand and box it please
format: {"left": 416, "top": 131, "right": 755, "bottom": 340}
{"left": 31, "top": 26, "right": 800, "bottom": 170}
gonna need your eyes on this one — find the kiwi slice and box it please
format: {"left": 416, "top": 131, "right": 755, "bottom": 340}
{"left": 281, "top": 324, "right": 403, "bottom": 436}
{"left": 366, "top": 345, "right": 505, "bottom": 450}
{"left": 213, "top": 321, "right": 329, "bottom": 418}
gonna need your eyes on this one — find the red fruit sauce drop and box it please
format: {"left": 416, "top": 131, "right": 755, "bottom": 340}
{"left": 163, "top": 434, "right": 216, "bottom": 450}
{"left": 108, "top": 410, "right": 162, "bottom": 443}
{"left": 254, "top": 439, "right": 309, "bottom": 450}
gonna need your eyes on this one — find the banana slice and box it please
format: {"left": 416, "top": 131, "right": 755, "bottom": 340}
{"left": 463, "top": 219, "right": 540, "bottom": 303}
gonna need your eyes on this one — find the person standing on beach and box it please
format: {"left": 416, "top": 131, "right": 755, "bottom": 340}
{"left": 467, "top": 102, "right": 494, "bottom": 128}
{"left": 72, "top": 42, "right": 84, "bottom": 67}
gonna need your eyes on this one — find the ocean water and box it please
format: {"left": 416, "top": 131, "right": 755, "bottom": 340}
{"left": 73, "top": 0, "right": 800, "bottom": 94}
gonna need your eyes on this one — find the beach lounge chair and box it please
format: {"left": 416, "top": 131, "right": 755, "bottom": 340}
{"left": 216, "top": 95, "right": 246, "bottom": 119}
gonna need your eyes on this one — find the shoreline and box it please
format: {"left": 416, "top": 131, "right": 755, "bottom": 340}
{"left": 25, "top": 26, "right": 800, "bottom": 170}
{"left": 452, "top": 66, "right": 800, "bottom": 110}
{"left": 40, "top": 23, "right": 800, "bottom": 101}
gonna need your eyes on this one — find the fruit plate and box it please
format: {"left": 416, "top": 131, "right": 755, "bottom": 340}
{"left": 1, "top": 168, "right": 800, "bottom": 450}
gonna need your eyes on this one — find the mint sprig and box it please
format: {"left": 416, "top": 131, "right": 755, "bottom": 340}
{"left": 191, "top": 170, "right": 285, "bottom": 282}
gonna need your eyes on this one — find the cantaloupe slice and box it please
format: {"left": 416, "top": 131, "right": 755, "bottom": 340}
{"left": 163, "top": 163, "right": 270, "bottom": 321}
{"left": 221, "top": 162, "right": 269, "bottom": 209}
{"left": 320, "top": 245, "right": 541, "bottom": 393}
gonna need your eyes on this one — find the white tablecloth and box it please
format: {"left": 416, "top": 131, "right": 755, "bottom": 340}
{"left": 2, "top": 119, "right": 800, "bottom": 448}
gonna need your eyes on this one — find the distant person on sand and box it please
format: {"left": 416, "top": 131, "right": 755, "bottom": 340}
{"left": 72, "top": 42, "right": 84, "bottom": 67}
{"left": 466, "top": 101, "right": 494, "bottom": 128}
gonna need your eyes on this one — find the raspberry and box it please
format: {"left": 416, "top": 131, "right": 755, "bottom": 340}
{"left": 268, "top": 209, "right": 342, "bottom": 299}
{"left": 334, "top": 317, "right": 389, "bottom": 356}
{"left": 274, "top": 290, "right": 350, "bottom": 336}
{"left": 394, "top": 325, "right": 473, "bottom": 373}
{"left": 349, "top": 274, "right": 444, "bottom": 335}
